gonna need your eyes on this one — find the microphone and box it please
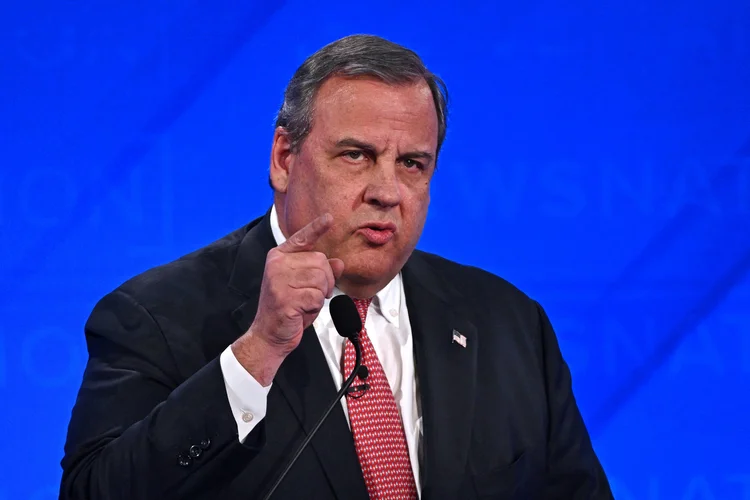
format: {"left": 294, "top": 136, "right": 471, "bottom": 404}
{"left": 346, "top": 365, "right": 370, "bottom": 397}
{"left": 261, "top": 295, "right": 365, "bottom": 500}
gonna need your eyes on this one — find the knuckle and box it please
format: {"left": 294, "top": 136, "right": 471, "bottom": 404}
{"left": 266, "top": 248, "right": 283, "bottom": 265}
{"left": 304, "top": 288, "right": 324, "bottom": 305}
{"left": 290, "top": 232, "right": 308, "bottom": 247}
{"left": 313, "top": 269, "right": 329, "bottom": 290}
{"left": 312, "top": 251, "right": 328, "bottom": 266}
{"left": 315, "top": 269, "right": 328, "bottom": 288}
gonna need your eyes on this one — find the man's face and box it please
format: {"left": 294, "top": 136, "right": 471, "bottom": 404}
{"left": 272, "top": 75, "right": 438, "bottom": 290}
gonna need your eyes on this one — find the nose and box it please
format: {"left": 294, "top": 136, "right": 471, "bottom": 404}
{"left": 364, "top": 164, "right": 402, "bottom": 208}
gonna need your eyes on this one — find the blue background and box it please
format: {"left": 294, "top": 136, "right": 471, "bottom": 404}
{"left": 1, "top": 1, "right": 749, "bottom": 498}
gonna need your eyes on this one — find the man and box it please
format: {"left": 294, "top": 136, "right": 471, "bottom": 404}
{"left": 60, "top": 34, "right": 613, "bottom": 499}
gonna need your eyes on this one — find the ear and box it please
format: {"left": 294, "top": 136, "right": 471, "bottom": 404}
{"left": 269, "top": 127, "right": 295, "bottom": 193}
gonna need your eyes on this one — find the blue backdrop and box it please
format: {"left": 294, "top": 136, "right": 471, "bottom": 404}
{"left": 1, "top": 1, "right": 749, "bottom": 498}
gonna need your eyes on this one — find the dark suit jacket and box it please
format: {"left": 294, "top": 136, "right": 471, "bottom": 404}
{"left": 60, "top": 211, "right": 613, "bottom": 499}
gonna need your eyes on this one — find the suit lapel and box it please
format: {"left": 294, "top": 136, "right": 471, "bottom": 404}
{"left": 402, "top": 255, "right": 478, "bottom": 499}
{"left": 228, "top": 211, "right": 367, "bottom": 499}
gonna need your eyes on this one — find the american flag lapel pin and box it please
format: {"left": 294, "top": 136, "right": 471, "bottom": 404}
{"left": 452, "top": 329, "right": 467, "bottom": 348}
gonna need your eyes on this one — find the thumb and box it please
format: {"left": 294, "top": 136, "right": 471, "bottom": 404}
{"left": 328, "top": 258, "right": 345, "bottom": 281}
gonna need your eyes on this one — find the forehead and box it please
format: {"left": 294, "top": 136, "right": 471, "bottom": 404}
{"left": 309, "top": 76, "right": 439, "bottom": 151}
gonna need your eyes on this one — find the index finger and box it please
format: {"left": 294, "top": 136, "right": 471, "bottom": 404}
{"left": 277, "top": 213, "right": 333, "bottom": 253}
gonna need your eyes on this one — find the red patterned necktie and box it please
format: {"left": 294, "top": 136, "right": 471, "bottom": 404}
{"left": 344, "top": 298, "right": 418, "bottom": 500}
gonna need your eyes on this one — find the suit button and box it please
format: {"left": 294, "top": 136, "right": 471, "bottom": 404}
{"left": 177, "top": 453, "right": 192, "bottom": 467}
{"left": 200, "top": 438, "right": 211, "bottom": 450}
{"left": 189, "top": 445, "right": 203, "bottom": 459}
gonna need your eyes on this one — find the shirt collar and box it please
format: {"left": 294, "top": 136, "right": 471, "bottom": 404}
{"left": 269, "top": 204, "right": 401, "bottom": 327}
{"left": 269, "top": 203, "right": 286, "bottom": 248}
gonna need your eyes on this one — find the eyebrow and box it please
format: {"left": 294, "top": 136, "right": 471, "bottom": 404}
{"left": 334, "top": 137, "right": 434, "bottom": 163}
{"left": 334, "top": 137, "right": 378, "bottom": 156}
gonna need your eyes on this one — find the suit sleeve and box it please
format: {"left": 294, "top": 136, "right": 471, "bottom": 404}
{"left": 536, "top": 302, "right": 614, "bottom": 499}
{"left": 60, "top": 289, "right": 266, "bottom": 499}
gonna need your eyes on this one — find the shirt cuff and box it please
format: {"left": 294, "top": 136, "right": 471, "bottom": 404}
{"left": 220, "top": 345, "right": 272, "bottom": 443}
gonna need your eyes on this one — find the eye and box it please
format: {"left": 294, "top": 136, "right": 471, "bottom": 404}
{"left": 403, "top": 158, "right": 425, "bottom": 170}
{"left": 343, "top": 150, "right": 365, "bottom": 161}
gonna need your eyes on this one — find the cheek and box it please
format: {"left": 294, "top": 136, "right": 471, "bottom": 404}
{"left": 403, "top": 189, "right": 430, "bottom": 230}
{"left": 422, "top": 186, "right": 431, "bottom": 211}
{"left": 414, "top": 182, "right": 431, "bottom": 211}
{"left": 290, "top": 159, "right": 336, "bottom": 207}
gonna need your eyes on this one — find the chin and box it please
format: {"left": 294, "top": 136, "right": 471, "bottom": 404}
{"left": 343, "top": 257, "right": 394, "bottom": 284}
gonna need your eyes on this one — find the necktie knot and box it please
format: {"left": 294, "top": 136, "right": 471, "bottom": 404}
{"left": 353, "top": 298, "right": 373, "bottom": 328}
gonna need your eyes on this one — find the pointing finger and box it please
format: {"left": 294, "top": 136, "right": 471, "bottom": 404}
{"left": 277, "top": 213, "right": 333, "bottom": 253}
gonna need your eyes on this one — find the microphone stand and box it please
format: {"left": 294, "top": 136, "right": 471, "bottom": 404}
{"left": 260, "top": 333, "right": 362, "bottom": 500}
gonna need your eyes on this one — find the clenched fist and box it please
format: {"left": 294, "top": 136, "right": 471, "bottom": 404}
{"left": 231, "top": 213, "right": 344, "bottom": 385}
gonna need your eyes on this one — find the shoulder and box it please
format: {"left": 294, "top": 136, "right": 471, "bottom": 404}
{"left": 110, "top": 222, "right": 252, "bottom": 313}
{"left": 408, "top": 250, "right": 551, "bottom": 374}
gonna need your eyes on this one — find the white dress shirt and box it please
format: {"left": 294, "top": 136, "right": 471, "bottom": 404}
{"left": 219, "top": 205, "right": 423, "bottom": 494}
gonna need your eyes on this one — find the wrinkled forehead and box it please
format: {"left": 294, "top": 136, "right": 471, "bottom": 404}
{"left": 309, "top": 76, "right": 439, "bottom": 153}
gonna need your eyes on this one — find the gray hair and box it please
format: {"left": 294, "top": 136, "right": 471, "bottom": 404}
{"left": 275, "top": 34, "right": 449, "bottom": 157}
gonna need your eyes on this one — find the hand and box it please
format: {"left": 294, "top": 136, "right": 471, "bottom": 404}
{"left": 253, "top": 212, "right": 345, "bottom": 349}
{"left": 232, "top": 213, "right": 345, "bottom": 385}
